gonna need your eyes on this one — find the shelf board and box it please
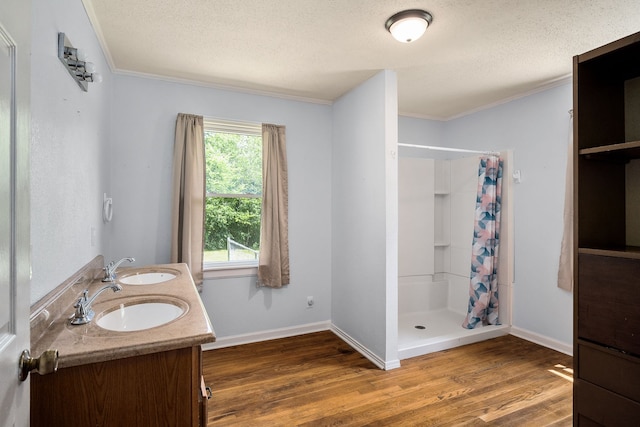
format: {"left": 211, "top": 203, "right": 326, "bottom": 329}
{"left": 579, "top": 246, "right": 640, "bottom": 259}
{"left": 434, "top": 242, "right": 450, "bottom": 247}
{"left": 579, "top": 140, "right": 640, "bottom": 159}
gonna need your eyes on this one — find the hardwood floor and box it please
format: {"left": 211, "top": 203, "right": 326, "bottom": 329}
{"left": 203, "top": 331, "right": 573, "bottom": 426}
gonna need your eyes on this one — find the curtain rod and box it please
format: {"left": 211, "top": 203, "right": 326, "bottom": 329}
{"left": 398, "top": 143, "right": 501, "bottom": 157}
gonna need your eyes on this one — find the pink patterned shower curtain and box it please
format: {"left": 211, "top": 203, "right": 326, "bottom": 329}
{"left": 463, "top": 156, "right": 503, "bottom": 329}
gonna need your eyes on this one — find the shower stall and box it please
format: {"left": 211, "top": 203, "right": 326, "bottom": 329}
{"left": 397, "top": 145, "right": 513, "bottom": 360}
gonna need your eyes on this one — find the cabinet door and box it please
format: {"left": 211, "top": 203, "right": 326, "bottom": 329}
{"left": 575, "top": 379, "right": 640, "bottom": 426}
{"left": 578, "top": 254, "right": 640, "bottom": 355}
{"left": 578, "top": 343, "right": 640, "bottom": 401}
{"left": 32, "top": 348, "right": 196, "bottom": 426}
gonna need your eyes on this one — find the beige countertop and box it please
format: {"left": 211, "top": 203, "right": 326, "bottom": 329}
{"left": 31, "top": 259, "right": 215, "bottom": 369}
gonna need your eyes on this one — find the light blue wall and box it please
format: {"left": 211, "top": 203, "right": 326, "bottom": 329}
{"left": 404, "top": 83, "right": 573, "bottom": 346}
{"left": 30, "top": 0, "right": 573, "bottom": 351}
{"left": 30, "top": 0, "right": 113, "bottom": 303}
{"left": 110, "top": 75, "right": 334, "bottom": 336}
{"left": 332, "top": 71, "right": 398, "bottom": 365}
{"left": 445, "top": 83, "right": 574, "bottom": 345}
{"left": 399, "top": 115, "right": 446, "bottom": 147}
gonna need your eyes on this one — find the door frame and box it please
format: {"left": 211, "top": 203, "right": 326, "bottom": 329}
{"left": 0, "top": 1, "right": 31, "bottom": 426}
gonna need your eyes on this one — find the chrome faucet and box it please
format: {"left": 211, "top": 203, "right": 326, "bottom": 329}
{"left": 70, "top": 283, "right": 122, "bottom": 325}
{"left": 102, "top": 257, "right": 135, "bottom": 282}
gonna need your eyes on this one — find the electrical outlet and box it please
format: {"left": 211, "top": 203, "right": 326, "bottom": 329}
{"left": 307, "top": 296, "right": 314, "bottom": 308}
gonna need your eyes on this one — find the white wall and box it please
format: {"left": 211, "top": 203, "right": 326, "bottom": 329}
{"left": 331, "top": 70, "right": 398, "bottom": 367}
{"left": 30, "top": 0, "right": 112, "bottom": 303}
{"left": 398, "top": 115, "right": 446, "bottom": 150}
{"left": 446, "top": 156, "right": 481, "bottom": 315}
{"left": 398, "top": 158, "right": 434, "bottom": 276}
{"left": 109, "top": 75, "right": 333, "bottom": 337}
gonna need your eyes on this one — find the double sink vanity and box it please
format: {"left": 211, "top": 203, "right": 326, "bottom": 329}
{"left": 29, "top": 255, "right": 215, "bottom": 426}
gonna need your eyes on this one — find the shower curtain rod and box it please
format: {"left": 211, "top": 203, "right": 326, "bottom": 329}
{"left": 398, "top": 143, "right": 501, "bottom": 157}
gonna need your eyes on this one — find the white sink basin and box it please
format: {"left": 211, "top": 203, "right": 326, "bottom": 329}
{"left": 96, "top": 299, "right": 187, "bottom": 332}
{"left": 119, "top": 270, "right": 178, "bottom": 285}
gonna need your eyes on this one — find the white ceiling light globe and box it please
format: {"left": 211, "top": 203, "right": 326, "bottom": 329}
{"left": 390, "top": 17, "right": 428, "bottom": 43}
{"left": 385, "top": 10, "right": 433, "bottom": 44}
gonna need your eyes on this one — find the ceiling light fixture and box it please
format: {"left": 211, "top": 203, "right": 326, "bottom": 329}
{"left": 385, "top": 9, "right": 433, "bottom": 43}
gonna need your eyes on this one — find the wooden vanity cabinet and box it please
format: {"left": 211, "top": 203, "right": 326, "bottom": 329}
{"left": 31, "top": 345, "right": 208, "bottom": 427}
{"left": 573, "top": 31, "right": 640, "bottom": 425}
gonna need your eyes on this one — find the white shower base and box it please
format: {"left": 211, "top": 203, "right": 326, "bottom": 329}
{"left": 398, "top": 309, "right": 510, "bottom": 360}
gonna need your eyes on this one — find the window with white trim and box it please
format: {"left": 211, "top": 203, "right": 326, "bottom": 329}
{"left": 203, "top": 119, "right": 262, "bottom": 270}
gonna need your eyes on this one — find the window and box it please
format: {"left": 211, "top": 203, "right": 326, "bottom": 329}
{"left": 203, "top": 119, "right": 262, "bottom": 270}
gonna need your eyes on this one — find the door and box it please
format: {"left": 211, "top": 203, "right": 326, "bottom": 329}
{"left": 0, "top": 0, "right": 31, "bottom": 426}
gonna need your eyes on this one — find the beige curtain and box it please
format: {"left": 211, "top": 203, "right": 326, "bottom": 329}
{"left": 171, "top": 114, "right": 205, "bottom": 288}
{"left": 557, "top": 113, "right": 573, "bottom": 291}
{"left": 258, "top": 124, "right": 290, "bottom": 288}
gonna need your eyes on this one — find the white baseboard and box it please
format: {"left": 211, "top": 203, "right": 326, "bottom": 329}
{"left": 202, "top": 320, "right": 400, "bottom": 371}
{"left": 202, "top": 321, "right": 331, "bottom": 351}
{"left": 330, "top": 324, "right": 401, "bottom": 371}
{"left": 203, "top": 323, "right": 557, "bottom": 369}
{"left": 510, "top": 326, "right": 573, "bottom": 356}
{"left": 398, "top": 325, "right": 511, "bottom": 360}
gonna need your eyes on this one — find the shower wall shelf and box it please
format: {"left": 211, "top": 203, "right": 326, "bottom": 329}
{"left": 573, "top": 30, "right": 640, "bottom": 423}
{"left": 433, "top": 159, "right": 450, "bottom": 273}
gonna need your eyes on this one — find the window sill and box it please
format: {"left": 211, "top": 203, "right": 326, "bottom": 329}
{"left": 203, "top": 265, "right": 258, "bottom": 280}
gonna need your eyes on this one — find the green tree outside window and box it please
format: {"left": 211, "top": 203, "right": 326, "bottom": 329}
{"left": 204, "top": 130, "right": 262, "bottom": 263}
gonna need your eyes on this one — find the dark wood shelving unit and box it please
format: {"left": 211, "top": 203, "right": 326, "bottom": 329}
{"left": 579, "top": 140, "right": 640, "bottom": 161}
{"left": 578, "top": 246, "right": 640, "bottom": 260}
{"left": 574, "top": 30, "right": 640, "bottom": 426}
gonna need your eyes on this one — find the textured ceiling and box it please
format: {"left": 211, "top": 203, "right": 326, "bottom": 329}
{"left": 82, "top": 0, "right": 640, "bottom": 120}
